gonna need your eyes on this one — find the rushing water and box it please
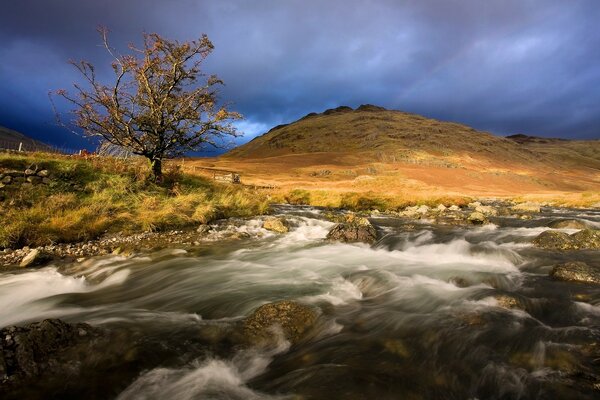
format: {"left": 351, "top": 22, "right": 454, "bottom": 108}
{"left": 2, "top": 206, "right": 600, "bottom": 399}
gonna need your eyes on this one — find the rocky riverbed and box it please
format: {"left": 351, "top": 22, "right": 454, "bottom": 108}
{"left": 1, "top": 203, "right": 600, "bottom": 399}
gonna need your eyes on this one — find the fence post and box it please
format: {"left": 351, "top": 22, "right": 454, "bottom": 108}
{"left": 18, "top": 142, "right": 23, "bottom": 152}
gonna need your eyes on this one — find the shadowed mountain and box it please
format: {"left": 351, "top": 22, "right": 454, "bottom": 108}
{"left": 0, "top": 125, "right": 54, "bottom": 152}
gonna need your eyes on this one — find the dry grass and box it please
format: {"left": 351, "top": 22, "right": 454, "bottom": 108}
{"left": 0, "top": 152, "right": 270, "bottom": 248}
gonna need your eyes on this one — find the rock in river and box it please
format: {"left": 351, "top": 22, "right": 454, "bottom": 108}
{"left": 263, "top": 217, "right": 289, "bottom": 233}
{"left": 550, "top": 262, "right": 600, "bottom": 285}
{"left": 532, "top": 229, "right": 600, "bottom": 250}
{"left": 467, "top": 211, "right": 488, "bottom": 225}
{"left": 548, "top": 219, "right": 590, "bottom": 230}
{"left": 326, "top": 217, "right": 377, "bottom": 244}
{"left": 243, "top": 300, "right": 318, "bottom": 346}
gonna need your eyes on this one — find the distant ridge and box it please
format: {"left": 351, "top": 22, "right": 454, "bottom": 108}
{"left": 0, "top": 125, "right": 54, "bottom": 152}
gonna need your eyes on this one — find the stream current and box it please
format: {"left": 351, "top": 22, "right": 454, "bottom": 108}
{"left": 1, "top": 205, "right": 600, "bottom": 399}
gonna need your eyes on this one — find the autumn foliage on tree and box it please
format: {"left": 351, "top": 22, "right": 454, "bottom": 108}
{"left": 57, "top": 28, "right": 241, "bottom": 180}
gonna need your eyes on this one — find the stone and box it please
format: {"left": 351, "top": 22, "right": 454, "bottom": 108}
{"left": 494, "top": 294, "right": 525, "bottom": 310}
{"left": 548, "top": 219, "right": 589, "bottom": 230}
{"left": 467, "top": 211, "right": 487, "bottom": 225}
{"left": 468, "top": 201, "right": 482, "bottom": 208}
{"left": 532, "top": 230, "right": 574, "bottom": 250}
{"left": 550, "top": 262, "right": 600, "bottom": 285}
{"left": 436, "top": 204, "right": 447, "bottom": 212}
{"left": 263, "top": 217, "right": 289, "bottom": 233}
{"left": 475, "top": 204, "right": 497, "bottom": 216}
{"left": 448, "top": 205, "right": 460, "bottom": 211}
{"left": 42, "top": 177, "right": 52, "bottom": 184}
{"left": 327, "top": 219, "right": 377, "bottom": 244}
{"left": 570, "top": 229, "right": 600, "bottom": 249}
{"left": 1, "top": 175, "right": 11, "bottom": 184}
{"left": 24, "top": 168, "right": 36, "bottom": 176}
{"left": 512, "top": 202, "right": 541, "bottom": 213}
{"left": 26, "top": 176, "right": 42, "bottom": 184}
{"left": 36, "top": 170, "right": 49, "bottom": 177}
{"left": 243, "top": 300, "right": 318, "bottom": 345}
{"left": 196, "top": 224, "right": 211, "bottom": 234}
{"left": 19, "top": 249, "right": 49, "bottom": 268}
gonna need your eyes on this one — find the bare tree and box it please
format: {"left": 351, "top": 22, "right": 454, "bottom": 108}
{"left": 56, "top": 27, "right": 241, "bottom": 181}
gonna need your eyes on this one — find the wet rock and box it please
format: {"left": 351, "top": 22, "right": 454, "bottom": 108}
{"left": 19, "top": 249, "right": 50, "bottom": 268}
{"left": 243, "top": 300, "right": 318, "bottom": 345}
{"left": 326, "top": 218, "right": 377, "bottom": 244}
{"left": 467, "top": 211, "right": 488, "bottom": 225}
{"left": 475, "top": 205, "right": 497, "bottom": 216}
{"left": 0, "top": 319, "right": 100, "bottom": 382}
{"left": 263, "top": 217, "right": 289, "bottom": 233}
{"left": 571, "top": 229, "right": 600, "bottom": 249}
{"left": 550, "top": 262, "right": 600, "bottom": 285}
{"left": 512, "top": 202, "right": 541, "bottom": 213}
{"left": 548, "top": 219, "right": 590, "bottom": 230}
{"left": 494, "top": 294, "right": 526, "bottom": 310}
{"left": 532, "top": 230, "right": 575, "bottom": 250}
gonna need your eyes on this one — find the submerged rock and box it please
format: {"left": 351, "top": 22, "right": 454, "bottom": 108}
{"left": 494, "top": 294, "right": 526, "bottom": 310}
{"left": 326, "top": 218, "right": 377, "bottom": 244}
{"left": 550, "top": 262, "right": 600, "bottom": 285}
{"left": 548, "top": 219, "right": 590, "bottom": 230}
{"left": 263, "top": 217, "right": 289, "bottom": 233}
{"left": 243, "top": 300, "right": 318, "bottom": 345}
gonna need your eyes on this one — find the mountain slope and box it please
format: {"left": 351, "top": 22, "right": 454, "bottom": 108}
{"left": 0, "top": 125, "right": 53, "bottom": 152}
{"left": 186, "top": 105, "right": 600, "bottom": 205}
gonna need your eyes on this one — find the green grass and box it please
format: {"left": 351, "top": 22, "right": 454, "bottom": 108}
{"left": 0, "top": 153, "right": 270, "bottom": 249}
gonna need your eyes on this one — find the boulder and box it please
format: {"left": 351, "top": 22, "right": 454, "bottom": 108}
{"left": 533, "top": 229, "right": 600, "bottom": 250}
{"left": 243, "top": 301, "right": 318, "bottom": 345}
{"left": 326, "top": 218, "right": 377, "bottom": 244}
{"left": 548, "top": 219, "right": 589, "bottom": 230}
{"left": 19, "top": 249, "right": 50, "bottom": 268}
{"left": 467, "top": 211, "right": 488, "bottom": 225}
{"left": 571, "top": 229, "right": 600, "bottom": 249}
{"left": 532, "top": 230, "right": 574, "bottom": 250}
{"left": 512, "top": 202, "right": 541, "bottom": 213}
{"left": 494, "top": 294, "right": 526, "bottom": 310}
{"left": 263, "top": 217, "right": 289, "bottom": 233}
{"left": 550, "top": 262, "right": 600, "bottom": 285}
{"left": 475, "top": 205, "right": 497, "bottom": 216}
{"left": 0, "top": 319, "right": 99, "bottom": 380}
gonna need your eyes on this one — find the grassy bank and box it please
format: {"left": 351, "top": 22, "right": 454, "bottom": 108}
{"left": 0, "top": 153, "right": 270, "bottom": 249}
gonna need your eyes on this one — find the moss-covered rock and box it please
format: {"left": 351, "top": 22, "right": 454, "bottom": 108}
{"left": 263, "top": 217, "right": 289, "bottom": 233}
{"left": 548, "top": 219, "right": 590, "bottom": 230}
{"left": 532, "top": 230, "right": 575, "bottom": 250}
{"left": 550, "top": 262, "right": 600, "bottom": 285}
{"left": 243, "top": 300, "right": 318, "bottom": 346}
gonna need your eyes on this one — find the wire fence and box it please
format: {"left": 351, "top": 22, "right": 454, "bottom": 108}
{"left": 0, "top": 140, "right": 82, "bottom": 155}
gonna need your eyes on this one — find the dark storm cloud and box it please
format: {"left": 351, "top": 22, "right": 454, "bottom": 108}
{"left": 1, "top": 0, "right": 599, "bottom": 151}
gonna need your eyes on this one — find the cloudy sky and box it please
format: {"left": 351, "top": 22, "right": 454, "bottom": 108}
{"left": 1, "top": 0, "right": 599, "bottom": 152}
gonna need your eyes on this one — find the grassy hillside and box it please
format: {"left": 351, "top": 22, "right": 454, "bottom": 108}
{"left": 186, "top": 105, "right": 600, "bottom": 206}
{"left": 0, "top": 153, "right": 269, "bottom": 249}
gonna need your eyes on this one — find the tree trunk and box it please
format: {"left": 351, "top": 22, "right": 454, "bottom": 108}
{"left": 150, "top": 157, "right": 163, "bottom": 183}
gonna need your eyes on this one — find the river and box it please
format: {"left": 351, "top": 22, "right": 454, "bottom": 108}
{"left": 1, "top": 205, "right": 600, "bottom": 399}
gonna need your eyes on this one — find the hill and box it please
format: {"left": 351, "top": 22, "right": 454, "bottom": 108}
{"left": 184, "top": 105, "right": 600, "bottom": 207}
{"left": 0, "top": 125, "right": 54, "bottom": 152}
